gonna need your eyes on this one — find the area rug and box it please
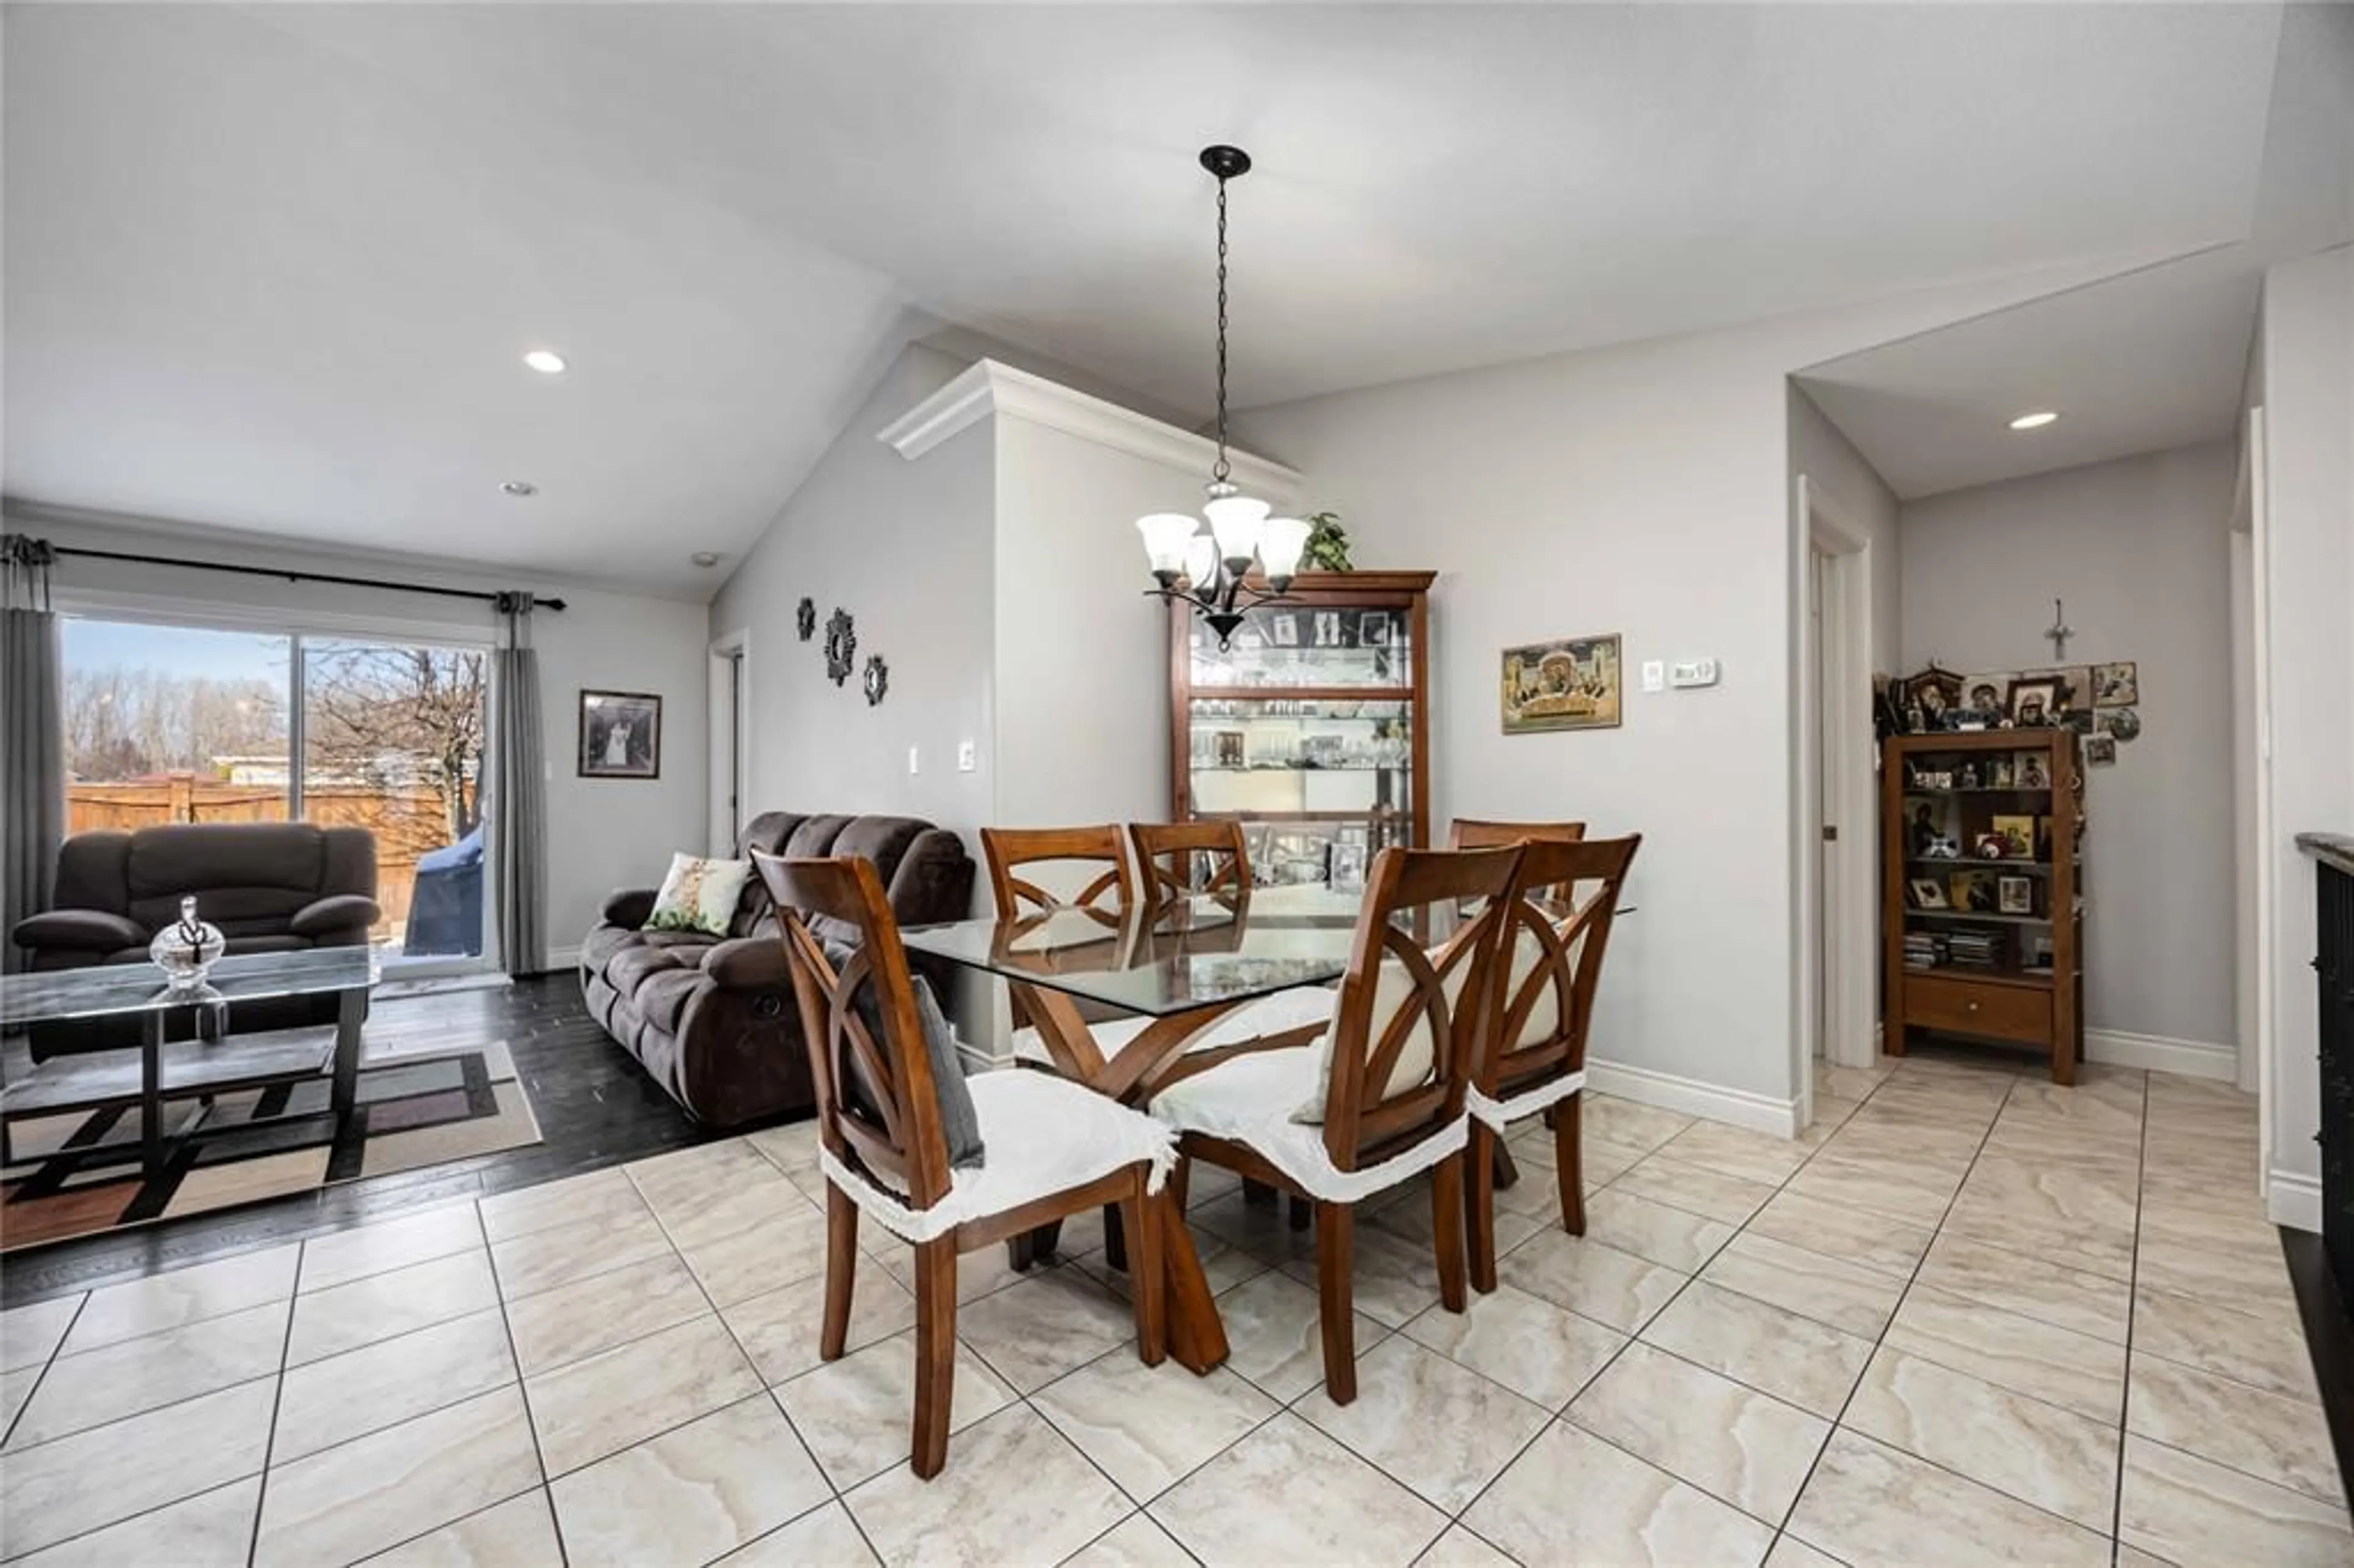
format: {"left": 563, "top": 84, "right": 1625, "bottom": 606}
{"left": 0, "top": 1037, "right": 542, "bottom": 1251}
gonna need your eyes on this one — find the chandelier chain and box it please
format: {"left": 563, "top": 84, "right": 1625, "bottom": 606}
{"left": 1213, "top": 173, "right": 1231, "bottom": 485}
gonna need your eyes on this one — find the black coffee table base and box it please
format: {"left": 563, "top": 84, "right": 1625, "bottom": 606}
{"left": 4, "top": 989, "right": 365, "bottom": 1179}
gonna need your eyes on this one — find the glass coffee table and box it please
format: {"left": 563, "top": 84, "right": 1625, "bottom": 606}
{"left": 1, "top": 947, "right": 379, "bottom": 1179}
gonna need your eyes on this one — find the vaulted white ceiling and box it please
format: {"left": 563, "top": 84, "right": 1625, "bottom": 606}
{"left": 1, "top": 3, "right": 2304, "bottom": 593}
{"left": 1796, "top": 2, "right": 2350, "bottom": 500}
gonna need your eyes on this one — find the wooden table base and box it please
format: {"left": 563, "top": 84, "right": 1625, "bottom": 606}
{"left": 996, "top": 980, "right": 1252, "bottom": 1373}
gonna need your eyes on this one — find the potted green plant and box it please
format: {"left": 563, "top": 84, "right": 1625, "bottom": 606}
{"left": 1302, "top": 512, "right": 1354, "bottom": 572}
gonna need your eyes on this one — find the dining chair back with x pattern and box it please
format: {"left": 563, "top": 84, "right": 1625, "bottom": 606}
{"left": 1151, "top": 841, "right": 1523, "bottom": 1402}
{"left": 980, "top": 825, "right": 1135, "bottom": 921}
{"left": 1449, "top": 818, "right": 1588, "bottom": 849}
{"left": 755, "top": 850, "right": 1167, "bottom": 1478}
{"left": 1323, "top": 845, "right": 1523, "bottom": 1169}
{"left": 1464, "top": 834, "right": 1640, "bottom": 1290}
{"left": 1128, "top": 820, "right": 1251, "bottom": 905}
{"left": 761, "top": 852, "right": 951, "bottom": 1212}
{"left": 1450, "top": 818, "right": 1586, "bottom": 900}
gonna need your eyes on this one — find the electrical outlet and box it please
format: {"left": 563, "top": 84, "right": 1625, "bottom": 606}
{"left": 1669, "top": 658, "right": 1720, "bottom": 689}
{"left": 907, "top": 745, "right": 920, "bottom": 775}
{"left": 957, "top": 740, "right": 977, "bottom": 773}
{"left": 1640, "top": 660, "right": 1666, "bottom": 693}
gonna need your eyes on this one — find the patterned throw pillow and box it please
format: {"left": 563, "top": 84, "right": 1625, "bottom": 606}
{"left": 646, "top": 853, "right": 753, "bottom": 938}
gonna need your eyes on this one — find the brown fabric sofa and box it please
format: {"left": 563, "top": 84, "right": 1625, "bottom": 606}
{"left": 10, "top": 823, "right": 381, "bottom": 1057}
{"left": 580, "top": 812, "right": 973, "bottom": 1127}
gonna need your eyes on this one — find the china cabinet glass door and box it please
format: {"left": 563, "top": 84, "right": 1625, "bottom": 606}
{"left": 1180, "top": 593, "right": 1423, "bottom": 888}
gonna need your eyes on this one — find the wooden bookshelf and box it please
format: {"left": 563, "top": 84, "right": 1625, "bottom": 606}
{"left": 1882, "top": 728, "right": 2086, "bottom": 1083}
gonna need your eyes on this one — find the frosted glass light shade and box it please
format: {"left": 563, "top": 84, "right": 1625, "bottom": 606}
{"left": 1259, "top": 516, "right": 1309, "bottom": 582}
{"left": 1204, "top": 493, "right": 1270, "bottom": 563}
{"left": 1182, "top": 535, "right": 1218, "bottom": 588}
{"left": 1137, "top": 512, "right": 1200, "bottom": 575}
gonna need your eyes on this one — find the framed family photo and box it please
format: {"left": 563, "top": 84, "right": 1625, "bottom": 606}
{"left": 579, "top": 690, "right": 663, "bottom": 779}
{"left": 2093, "top": 661, "right": 2138, "bottom": 707}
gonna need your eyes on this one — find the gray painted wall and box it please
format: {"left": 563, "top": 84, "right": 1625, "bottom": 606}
{"left": 2256, "top": 245, "right": 2351, "bottom": 1196}
{"left": 991, "top": 416, "right": 1181, "bottom": 832}
{"left": 706, "top": 344, "right": 997, "bottom": 861}
{"left": 1235, "top": 275, "right": 2100, "bottom": 1110}
{"left": 1789, "top": 384, "right": 1902, "bottom": 674}
{"left": 1899, "top": 440, "right": 2238, "bottom": 1049}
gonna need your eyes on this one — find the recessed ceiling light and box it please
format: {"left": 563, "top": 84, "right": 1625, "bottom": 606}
{"left": 522, "top": 349, "right": 566, "bottom": 375}
{"left": 690, "top": 551, "right": 721, "bottom": 568}
{"left": 2008, "top": 410, "right": 2059, "bottom": 430}
{"left": 500, "top": 480, "right": 538, "bottom": 497}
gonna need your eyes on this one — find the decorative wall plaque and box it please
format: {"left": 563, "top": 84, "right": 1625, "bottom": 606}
{"left": 823, "top": 609, "right": 857, "bottom": 686}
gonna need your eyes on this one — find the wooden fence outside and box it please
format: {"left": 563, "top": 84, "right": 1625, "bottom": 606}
{"left": 64, "top": 775, "right": 463, "bottom": 939}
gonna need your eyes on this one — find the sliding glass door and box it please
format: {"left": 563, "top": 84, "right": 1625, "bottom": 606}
{"left": 301, "top": 638, "right": 489, "bottom": 965}
{"left": 60, "top": 615, "right": 493, "bottom": 972}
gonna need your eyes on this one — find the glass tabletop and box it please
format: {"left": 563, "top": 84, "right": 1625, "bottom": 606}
{"left": 1, "top": 946, "right": 381, "bottom": 1028}
{"left": 902, "top": 885, "right": 1403, "bottom": 1018}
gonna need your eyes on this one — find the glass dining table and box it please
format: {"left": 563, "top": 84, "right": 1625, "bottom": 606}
{"left": 901, "top": 884, "right": 1378, "bottom": 1374}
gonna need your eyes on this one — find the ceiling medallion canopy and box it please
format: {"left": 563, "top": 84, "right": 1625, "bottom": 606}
{"left": 1135, "top": 145, "right": 1308, "bottom": 652}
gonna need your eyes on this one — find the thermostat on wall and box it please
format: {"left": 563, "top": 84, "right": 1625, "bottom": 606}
{"left": 1669, "top": 658, "right": 1720, "bottom": 689}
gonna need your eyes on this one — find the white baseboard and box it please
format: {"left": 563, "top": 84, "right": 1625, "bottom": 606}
{"left": 2268, "top": 1169, "right": 2323, "bottom": 1233}
{"left": 2083, "top": 1029, "right": 2238, "bottom": 1083}
{"left": 544, "top": 945, "right": 584, "bottom": 975}
{"left": 1585, "top": 1057, "right": 1800, "bottom": 1138}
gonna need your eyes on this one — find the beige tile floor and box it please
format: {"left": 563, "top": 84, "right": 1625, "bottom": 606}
{"left": 1, "top": 1052, "right": 2347, "bottom": 1567}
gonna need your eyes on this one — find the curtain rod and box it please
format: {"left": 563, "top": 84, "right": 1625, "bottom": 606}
{"left": 50, "top": 544, "right": 568, "bottom": 612}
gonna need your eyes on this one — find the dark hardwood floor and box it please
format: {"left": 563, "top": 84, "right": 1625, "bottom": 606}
{"left": 2, "top": 974, "right": 766, "bottom": 1308}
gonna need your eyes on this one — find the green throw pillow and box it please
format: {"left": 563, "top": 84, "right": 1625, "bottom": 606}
{"left": 646, "top": 853, "right": 753, "bottom": 938}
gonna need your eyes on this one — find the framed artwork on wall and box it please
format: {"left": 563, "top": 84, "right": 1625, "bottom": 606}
{"left": 578, "top": 690, "right": 663, "bottom": 779}
{"left": 1501, "top": 633, "right": 1623, "bottom": 734}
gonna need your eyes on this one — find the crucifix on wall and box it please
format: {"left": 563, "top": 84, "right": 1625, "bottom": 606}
{"left": 2044, "top": 597, "right": 2074, "bottom": 661}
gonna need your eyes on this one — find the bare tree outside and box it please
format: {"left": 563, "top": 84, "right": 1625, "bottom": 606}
{"left": 303, "top": 642, "right": 487, "bottom": 843}
{"left": 63, "top": 664, "right": 286, "bottom": 781}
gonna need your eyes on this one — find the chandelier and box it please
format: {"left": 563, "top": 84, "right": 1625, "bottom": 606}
{"left": 1136, "top": 145, "right": 1308, "bottom": 651}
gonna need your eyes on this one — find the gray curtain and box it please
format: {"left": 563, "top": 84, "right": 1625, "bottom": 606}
{"left": 2, "top": 536, "right": 66, "bottom": 975}
{"left": 493, "top": 592, "right": 547, "bottom": 976}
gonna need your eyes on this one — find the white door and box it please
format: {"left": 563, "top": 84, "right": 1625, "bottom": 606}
{"left": 707, "top": 632, "right": 749, "bottom": 854}
{"left": 1813, "top": 546, "right": 1837, "bottom": 1061}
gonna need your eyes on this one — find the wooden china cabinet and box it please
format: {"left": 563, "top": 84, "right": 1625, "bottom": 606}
{"left": 1881, "top": 728, "right": 2087, "bottom": 1083}
{"left": 1166, "top": 571, "right": 1434, "bottom": 886}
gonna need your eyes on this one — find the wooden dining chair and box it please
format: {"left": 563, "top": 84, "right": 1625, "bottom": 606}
{"left": 1449, "top": 818, "right": 1588, "bottom": 848}
{"left": 756, "top": 851, "right": 1171, "bottom": 1479}
{"left": 1148, "top": 843, "right": 1523, "bottom": 1404}
{"left": 1128, "top": 820, "right": 1251, "bottom": 904}
{"left": 1463, "top": 834, "right": 1640, "bottom": 1291}
{"left": 980, "top": 824, "right": 1135, "bottom": 922}
{"left": 980, "top": 823, "right": 1149, "bottom": 1065}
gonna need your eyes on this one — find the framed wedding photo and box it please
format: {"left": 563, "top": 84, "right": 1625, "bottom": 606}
{"left": 579, "top": 690, "right": 663, "bottom": 779}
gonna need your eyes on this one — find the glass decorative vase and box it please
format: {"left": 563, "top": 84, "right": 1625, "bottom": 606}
{"left": 149, "top": 895, "right": 226, "bottom": 992}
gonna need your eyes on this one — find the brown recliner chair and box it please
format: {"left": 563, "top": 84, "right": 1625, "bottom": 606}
{"left": 579, "top": 812, "right": 974, "bottom": 1127}
{"left": 10, "top": 822, "right": 382, "bottom": 1057}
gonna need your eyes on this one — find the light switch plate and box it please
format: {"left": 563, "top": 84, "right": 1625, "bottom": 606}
{"left": 907, "top": 745, "right": 920, "bottom": 775}
{"left": 1640, "top": 660, "right": 1666, "bottom": 693}
{"left": 1669, "top": 658, "right": 1720, "bottom": 689}
{"left": 957, "top": 740, "right": 977, "bottom": 773}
